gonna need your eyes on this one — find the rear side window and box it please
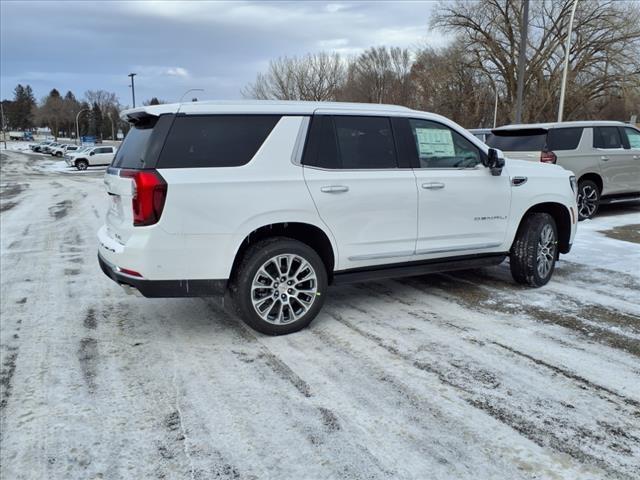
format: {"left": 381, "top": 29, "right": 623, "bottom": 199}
{"left": 302, "top": 115, "right": 397, "bottom": 169}
{"left": 112, "top": 114, "right": 173, "bottom": 169}
{"left": 486, "top": 129, "right": 547, "bottom": 151}
{"left": 593, "top": 127, "right": 623, "bottom": 149}
{"left": 157, "top": 115, "right": 280, "bottom": 168}
{"left": 547, "top": 128, "right": 583, "bottom": 150}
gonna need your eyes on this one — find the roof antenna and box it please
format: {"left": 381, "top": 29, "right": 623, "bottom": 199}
{"left": 177, "top": 89, "right": 204, "bottom": 114}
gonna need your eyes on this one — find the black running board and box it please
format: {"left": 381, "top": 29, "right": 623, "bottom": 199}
{"left": 332, "top": 252, "right": 507, "bottom": 285}
{"left": 599, "top": 193, "right": 640, "bottom": 205}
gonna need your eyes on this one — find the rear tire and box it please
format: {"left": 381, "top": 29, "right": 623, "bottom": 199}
{"left": 76, "top": 160, "right": 88, "bottom": 171}
{"left": 577, "top": 179, "right": 599, "bottom": 220}
{"left": 231, "top": 237, "right": 328, "bottom": 335}
{"left": 510, "top": 213, "right": 558, "bottom": 287}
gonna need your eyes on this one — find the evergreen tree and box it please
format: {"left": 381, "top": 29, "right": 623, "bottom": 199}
{"left": 38, "top": 88, "right": 64, "bottom": 139}
{"left": 78, "top": 101, "right": 91, "bottom": 137}
{"left": 62, "top": 91, "right": 80, "bottom": 139}
{"left": 6, "top": 84, "right": 36, "bottom": 130}
{"left": 91, "top": 102, "right": 103, "bottom": 139}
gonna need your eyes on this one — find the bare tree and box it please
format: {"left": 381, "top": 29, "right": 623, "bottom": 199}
{"left": 411, "top": 41, "right": 497, "bottom": 127}
{"left": 84, "top": 90, "right": 120, "bottom": 114}
{"left": 339, "top": 47, "right": 413, "bottom": 105}
{"left": 432, "top": 0, "right": 640, "bottom": 122}
{"left": 243, "top": 52, "right": 345, "bottom": 101}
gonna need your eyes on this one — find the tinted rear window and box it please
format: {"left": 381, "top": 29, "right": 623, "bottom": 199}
{"left": 547, "top": 128, "right": 583, "bottom": 150}
{"left": 157, "top": 115, "right": 281, "bottom": 168}
{"left": 112, "top": 114, "right": 173, "bottom": 169}
{"left": 486, "top": 129, "right": 547, "bottom": 151}
{"left": 593, "top": 126, "right": 623, "bottom": 149}
{"left": 302, "top": 115, "right": 397, "bottom": 169}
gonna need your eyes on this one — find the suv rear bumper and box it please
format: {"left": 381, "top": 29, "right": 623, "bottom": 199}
{"left": 98, "top": 253, "right": 227, "bottom": 298}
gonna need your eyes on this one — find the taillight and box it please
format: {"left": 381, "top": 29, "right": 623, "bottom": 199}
{"left": 119, "top": 169, "right": 167, "bottom": 226}
{"left": 540, "top": 150, "right": 557, "bottom": 164}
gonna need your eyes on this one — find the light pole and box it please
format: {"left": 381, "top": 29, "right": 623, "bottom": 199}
{"left": 179, "top": 88, "right": 204, "bottom": 103}
{"left": 128, "top": 73, "right": 137, "bottom": 108}
{"left": 75, "top": 108, "right": 90, "bottom": 145}
{"left": 107, "top": 112, "right": 115, "bottom": 140}
{"left": 514, "top": 0, "right": 530, "bottom": 123}
{"left": 558, "top": 0, "right": 579, "bottom": 122}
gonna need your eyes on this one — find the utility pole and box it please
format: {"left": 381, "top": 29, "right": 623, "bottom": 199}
{"left": 128, "top": 73, "right": 137, "bottom": 108}
{"left": 514, "top": 0, "right": 530, "bottom": 124}
{"left": 558, "top": 0, "right": 579, "bottom": 122}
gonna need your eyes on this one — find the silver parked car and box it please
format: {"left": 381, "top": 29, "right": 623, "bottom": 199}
{"left": 487, "top": 121, "right": 640, "bottom": 220}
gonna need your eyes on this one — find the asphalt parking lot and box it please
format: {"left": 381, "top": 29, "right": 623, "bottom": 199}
{"left": 1, "top": 147, "right": 639, "bottom": 479}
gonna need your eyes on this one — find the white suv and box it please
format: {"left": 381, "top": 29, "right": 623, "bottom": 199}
{"left": 487, "top": 121, "right": 640, "bottom": 220}
{"left": 98, "top": 101, "right": 578, "bottom": 334}
{"left": 66, "top": 145, "right": 117, "bottom": 170}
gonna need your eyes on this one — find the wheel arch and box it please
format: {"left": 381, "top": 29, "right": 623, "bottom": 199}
{"left": 230, "top": 222, "right": 336, "bottom": 283}
{"left": 578, "top": 172, "right": 603, "bottom": 194}
{"left": 518, "top": 202, "right": 572, "bottom": 254}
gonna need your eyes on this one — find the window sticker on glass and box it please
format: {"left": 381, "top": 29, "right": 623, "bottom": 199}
{"left": 415, "top": 128, "right": 455, "bottom": 157}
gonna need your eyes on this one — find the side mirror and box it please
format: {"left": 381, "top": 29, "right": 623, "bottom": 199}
{"left": 90, "top": 151, "right": 95, "bottom": 156}
{"left": 486, "top": 148, "right": 505, "bottom": 176}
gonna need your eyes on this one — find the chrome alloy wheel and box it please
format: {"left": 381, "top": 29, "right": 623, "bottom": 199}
{"left": 536, "top": 224, "right": 556, "bottom": 279}
{"left": 577, "top": 184, "right": 598, "bottom": 219}
{"left": 251, "top": 254, "right": 318, "bottom": 325}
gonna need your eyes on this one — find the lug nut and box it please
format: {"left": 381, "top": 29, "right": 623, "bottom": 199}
{"left": 288, "top": 289, "right": 293, "bottom": 294}
{"left": 281, "top": 294, "right": 286, "bottom": 300}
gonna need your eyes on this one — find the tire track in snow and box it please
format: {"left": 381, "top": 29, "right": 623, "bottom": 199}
{"left": 322, "top": 295, "right": 640, "bottom": 479}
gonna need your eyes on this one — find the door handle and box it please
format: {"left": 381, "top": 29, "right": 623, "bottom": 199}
{"left": 320, "top": 185, "right": 349, "bottom": 193}
{"left": 600, "top": 156, "right": 609, "bottom": 161}
{"left": 422, "top": 182, "right": 445, "bottom": 190}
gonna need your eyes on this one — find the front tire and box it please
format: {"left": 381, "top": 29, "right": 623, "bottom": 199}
{"left": 231, "top": 237, "right": 328, "bottom": 335}
{"left": 76, "top": 160, "right": 88, "bottom": 171}
{"left": 577, "top": 179, "right": 599, "bottom": 220}
{"left": 510, "top": 213, "right": 558, "bottom": 287}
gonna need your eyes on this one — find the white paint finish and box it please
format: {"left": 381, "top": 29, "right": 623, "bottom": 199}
{"left": 304, "top": 166, "right": 418, "bottom": 270}
{"left": 413, "top": 166, "right": 511, "bottom": 255}
{"left": 101, "top": 103, "right": 578, "bottom": 281}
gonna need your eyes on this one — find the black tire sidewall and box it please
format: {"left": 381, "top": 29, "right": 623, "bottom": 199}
{"left": 510, "top": 213, "right": 558, "bottom": 287}
{"left": 233, "top": 238, "right": 328, "bottom": 335}
{"left": 578, "top": 180, "right": 599, "bottom": 221}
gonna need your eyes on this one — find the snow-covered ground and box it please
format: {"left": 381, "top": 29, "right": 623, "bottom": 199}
{"left": 1, "top": 148, "right": 639, "bottom": 480}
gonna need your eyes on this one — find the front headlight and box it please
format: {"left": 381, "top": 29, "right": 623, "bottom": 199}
{"left": 570, "top": 175, "right": 577, "bottom": 195}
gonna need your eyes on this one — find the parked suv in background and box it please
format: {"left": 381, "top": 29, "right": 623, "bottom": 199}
{"left": 65, "top": 145, "right": 117, "bottom": 170}
{"left": 98, "top": 101, "right": 577, "bottom": 335}
{"left": 487, "top": 121, "right": 640, "bottom": 220}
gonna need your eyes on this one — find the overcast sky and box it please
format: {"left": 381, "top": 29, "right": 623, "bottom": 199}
{"left": 0, "top": 1, "right": 449, "bottom": 106}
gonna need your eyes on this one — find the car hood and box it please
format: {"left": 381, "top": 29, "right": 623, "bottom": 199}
{"left": 505, "top": 157, "right": 570, "bottom": 178}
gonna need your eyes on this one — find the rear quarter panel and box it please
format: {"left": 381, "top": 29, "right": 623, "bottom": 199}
{"left": 156, "top": 116, "right": 338, "bottom": 279}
